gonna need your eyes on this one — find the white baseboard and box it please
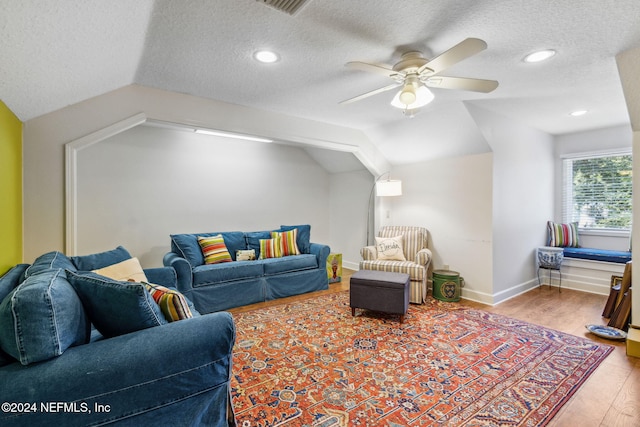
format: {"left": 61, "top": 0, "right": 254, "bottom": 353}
{"left": 345, "top": 257, "right": 623, "bottom": 305}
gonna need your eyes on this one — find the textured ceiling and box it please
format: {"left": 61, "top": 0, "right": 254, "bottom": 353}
{"left": 1, "top": 0, "right": 640, "bottom": 165}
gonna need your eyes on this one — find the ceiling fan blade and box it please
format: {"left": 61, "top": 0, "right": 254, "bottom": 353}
{"left": 419, "top": 38, "right": 488, "bottom": 75}
{"left": 345, "top": 61, "right": 397, "bottom": 78}
{"left": 339, "top": 83, "right": 401, "bottom": 104}
{"left": 426, "top": 75, "right": 499, "bottom": 93}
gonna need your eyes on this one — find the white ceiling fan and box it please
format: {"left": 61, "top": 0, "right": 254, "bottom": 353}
{"left": 340, "top": 38, "right": 499, "bottom": 115}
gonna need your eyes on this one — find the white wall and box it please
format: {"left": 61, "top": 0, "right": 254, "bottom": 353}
{"left": 382, "top": 153, "right": 494, "bottom": 304}
{"left": 616, "top": 45, "right": 640, "bottom": 327}
{"left": 329, "top": 170, "right": 373, "bottom": 269}
{"left": 467, "top": 104, "right": 555, "bottom": 302}
{"left": 22, "top": 85, "right": 382, "bottom": 264}
{"left": 74, "top": 125, "right": 331, "bottom": 267}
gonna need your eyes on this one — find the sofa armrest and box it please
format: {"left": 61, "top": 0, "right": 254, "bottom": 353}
{"left": 415, "top": 248, "right": 432, "bottom": 266}
{"left": 310, "top": 243, "right": 330, "bottom": 268}
{"left": 144, "top": 266, "right": 177, "bottom": 288}
{"left": 0, "top": 313, "right": 236, "bottom": 427}
{"left": 163, "top": 252, "right": 193, "bottom": 295}
{"left": 361, "top": 245, "right": 377, "bottom": 261}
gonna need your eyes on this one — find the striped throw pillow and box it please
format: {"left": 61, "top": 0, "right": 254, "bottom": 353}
{"left": 547, "top": 221, "right": 579, "bottom": 247}
{"left": 271, "top": 229, "right": 300, "bottom": 256}
{"left": 143, "top": 282, "right": 193, "bottom": 322}
{"left": 198, "top": 235, "right": 233, "bottom": 264}
{"left": 259, "top": 237, "right": 283, "bottom": 259}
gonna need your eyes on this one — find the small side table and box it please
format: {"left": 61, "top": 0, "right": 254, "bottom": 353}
{"left": 536, "top": 246, "right": 564, "bottom": 292}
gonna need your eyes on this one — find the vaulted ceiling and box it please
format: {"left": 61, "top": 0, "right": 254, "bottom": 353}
{"left": 2, "top": 0, "right": 639, "bottom": 165}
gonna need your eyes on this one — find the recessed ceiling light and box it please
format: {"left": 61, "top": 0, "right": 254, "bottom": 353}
{"left": 254, "top": 50, "right": 279, "bottom": 63}
{"left": 523, "top": 49, "right": 556, "bottom": 63}
{"left": 570, "top": 110, "right": 588, "bottom": 117}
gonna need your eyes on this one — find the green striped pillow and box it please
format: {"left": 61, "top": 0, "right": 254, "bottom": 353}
{"left": 547, "top": 221, "right": 579, "bottom": 247}
{"left": 259, "top": 237, "right": 283, "bottom": 259}
{"left": 198, "top": 235, "right": 233, "bottom": 264}
{"left": 271, "top": 229, "right": 300, "bottom": 256}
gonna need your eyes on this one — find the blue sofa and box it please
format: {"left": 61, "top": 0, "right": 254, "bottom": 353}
{"left": 163, "top": 225, "right": 330, "bottom": 313}
{"left": 0, "top": 247, "right": 236, "bottom": 426}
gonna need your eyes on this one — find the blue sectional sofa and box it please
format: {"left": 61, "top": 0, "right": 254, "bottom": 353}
{"left": 163, "top": 225, "right": 330, "bottom": 313}
{"left": 0, "top": 247, "right": 236, "bottom": 426}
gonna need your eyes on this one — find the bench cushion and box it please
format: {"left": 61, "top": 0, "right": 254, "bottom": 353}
{"left": 563, "top": 247, "right": 632, "bottom": 264}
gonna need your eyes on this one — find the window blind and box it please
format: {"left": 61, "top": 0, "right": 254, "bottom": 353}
{"left": 562, "top": 151, "right": 632, "bottom": 230}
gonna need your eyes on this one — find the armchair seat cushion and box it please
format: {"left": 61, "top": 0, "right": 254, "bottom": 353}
{"left": 359, "top": 260, "right": 426, "bottom": 281}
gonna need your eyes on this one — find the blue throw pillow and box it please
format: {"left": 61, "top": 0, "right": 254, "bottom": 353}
{"left": 0, "top": 269, "right": 90, "bottom": 365}
{"left": 70, "top": 245, "right": 132, "bottom": 271}
{"left": 25, "top": 251, "right": 77, "bottom": 277}
{"left": 246, "top": 231, "right": 272, "bottom": 258}
{"left": 0, "top": 263, "right": 30, "bottom": 303}
{"left": 280, "top": 224, "right": 311, "bottom": 254}
{"left": 66, "top": 270, "right": 167, "bottom": 338}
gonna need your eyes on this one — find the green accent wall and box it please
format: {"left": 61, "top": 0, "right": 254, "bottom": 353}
{"left": 0, "top": 100, "right": 22, "bottom": 274}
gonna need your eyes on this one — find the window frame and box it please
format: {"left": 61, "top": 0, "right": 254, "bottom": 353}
{"left": 561, "top": 148, "right": 632, "bottom": 235}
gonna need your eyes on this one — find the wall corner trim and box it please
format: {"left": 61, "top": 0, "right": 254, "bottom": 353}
{"left": 65, "top": 113, "right": 148, "bottom": 255}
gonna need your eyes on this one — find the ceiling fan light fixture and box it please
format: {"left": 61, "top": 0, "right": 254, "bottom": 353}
{"left": 391, "top": 84, "right": 434, "bottom": 110}
{"left": 399, "top": 85, "right": 417, "bottom": 105}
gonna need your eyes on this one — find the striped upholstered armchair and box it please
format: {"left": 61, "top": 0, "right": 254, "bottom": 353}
{"left": 359, "top": 226, "right": 432, "bottom": 304}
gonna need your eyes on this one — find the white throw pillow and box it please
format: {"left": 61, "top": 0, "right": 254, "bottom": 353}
{"left": 92, "top": 257, "right": 148, "bottom": 282}
{"left": 375, "top": 235, "right": 406, "bottom": 261}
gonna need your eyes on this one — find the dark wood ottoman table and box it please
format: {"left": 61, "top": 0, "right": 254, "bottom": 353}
{"left": 349, "top": 270, "right": 411, "bottom": 323}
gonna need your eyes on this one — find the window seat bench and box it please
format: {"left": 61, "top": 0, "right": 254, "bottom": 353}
{"left": 563, "top": 247, "right": 631, "bottom": 264}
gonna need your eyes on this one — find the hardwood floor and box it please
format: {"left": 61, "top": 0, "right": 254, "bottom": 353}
{"left": 228, "top": 269, "right": 640, "bottom": 427}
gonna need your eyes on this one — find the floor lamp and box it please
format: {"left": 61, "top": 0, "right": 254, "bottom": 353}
{"left": 366, "top": 172, "right": 402, "bottom": 246}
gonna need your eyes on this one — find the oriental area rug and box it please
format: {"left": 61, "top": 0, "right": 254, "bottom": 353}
{"left": 230, "top": 292, "right": 612, "bottom": 427}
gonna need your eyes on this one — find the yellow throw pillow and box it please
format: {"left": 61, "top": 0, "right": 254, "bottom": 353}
{"left": 198, "top": 235, "right": 233, "bottom": 264}
{"left": 375, "top": 235, "right": 406, "bottom": 261}
{"left": 271, "top": 229, "right": 301, "bottom": 256}
{"left": 259, "top": 237, "right": 283, "bottom": 259}
{"left": 91, "top": 257, "right": 148, "bottom": 282}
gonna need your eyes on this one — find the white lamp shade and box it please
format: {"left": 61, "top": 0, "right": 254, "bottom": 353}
{"left": 391, "top": 84, "right": 434, "bottom": 110}
{"left": 376, "top": 180, "right": 402, "bottom": 196}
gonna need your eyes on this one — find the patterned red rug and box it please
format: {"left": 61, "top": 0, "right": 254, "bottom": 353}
{"left": 230, "top": 292, "right": 612, "bottom": 426}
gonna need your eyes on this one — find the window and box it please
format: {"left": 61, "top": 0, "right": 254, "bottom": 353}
{"left": 562, "top": 151, "right": 632, "bottom": 231}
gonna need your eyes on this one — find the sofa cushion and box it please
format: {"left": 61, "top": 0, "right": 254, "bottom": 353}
{"left": 0, "top": 269, "right": 90, "bottom": 365}
{"left": 66, "top": 270, "right": 167, "bottom": 338}
{"left": 171, "top": 232, "right": 245, "bottom": 266}
{"left": 70, "top": 245, "right": 133, "bottom": 271}
{"left": 25, "top": 251, "right": 77, "bottom": 277}
{"left": 198, "top": 235, "right": 233, "bottom": 264}
{"left": 0, "top": 264, "right": 39, "bottom": 366}
{"left": 192, "top": 262, "right": 264, "bottom": 287}
{"left": 272, "top": 229, "right": 301, "bottom": 256}
{"left": 144, "top": 282, "right": 193, "bottom": 322}
{"left": 280, "top": 224, "right": 311, "bottom": 254}
{"left": 259, "top": 237, "right": 283, "bottom": 259}
{"left": 246, "top": 230, "right": 272, "bottom": 257}
{"left": 262, "top": 254, "right": 318, "bottom": 275}
{"left": 0, "top": 263, "right": 30, "bottom": 303}
{"left": 92, "top": 257, "right": 148, "bottom": 282}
